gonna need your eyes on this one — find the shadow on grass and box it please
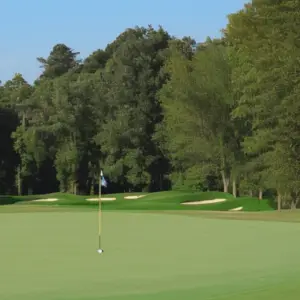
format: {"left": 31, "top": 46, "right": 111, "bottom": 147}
{"left": 266, "top": 197, "right": 277, "bottom": 210}
{"left": 0, "top": 195, "right": 44, "bottom": 205}
{"left": 0, "top": 196, "right": 24, "bottom": 205}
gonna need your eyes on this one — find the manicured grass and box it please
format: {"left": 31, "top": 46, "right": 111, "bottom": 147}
{"left": 0, "top": 208, "right": 300, "bottom": 299}
{"left": 0, "top": 190, "right": 275, "bottom": 211}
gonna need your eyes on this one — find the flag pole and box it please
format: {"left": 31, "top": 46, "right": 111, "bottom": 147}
{"left": 98, "top": 169, "right": 102, "bottom": 251}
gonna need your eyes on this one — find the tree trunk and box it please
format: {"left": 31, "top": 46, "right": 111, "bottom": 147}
{"left": 232, "top": 178, "right": 237, "bottom": 198}
{"left": 16, "top": 113, "right": 26, "bottom": 196}
{"left": 90, "top": 179, "right": 94, "bottom": 195}
{"left": 17, "top": 165, "right": 22, "bottom": 196}
{"left": 221, "top": 171, "right": 230, "bottom": 193}
{"left": 295, "top": 196, "right": 300, "bottom": 209}
{"left": 258, "top": 188, "right": 263, "bottom": 200}
{"left": 277, "top": 193, "right": 282, "bottom": 212}
{"left": 291, "top": 200, "right": 296, "bottom": 210}
{"left": 249, "top": 190, "right": 253, "bottom": 197}
{"left": 74, "top": 182, "right": 77, "bottom": 195}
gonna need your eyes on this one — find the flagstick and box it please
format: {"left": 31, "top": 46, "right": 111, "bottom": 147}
{"left": 98, "top": 170, "right": 102, "bottom": 251}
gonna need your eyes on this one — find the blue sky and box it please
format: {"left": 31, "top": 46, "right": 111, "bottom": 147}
{"left": 1, "top": 0, "right": 247, "bottom": 84}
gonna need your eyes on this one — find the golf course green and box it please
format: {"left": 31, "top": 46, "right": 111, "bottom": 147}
{"left": 1, "top": 198, "right": 300, "bottom": 299}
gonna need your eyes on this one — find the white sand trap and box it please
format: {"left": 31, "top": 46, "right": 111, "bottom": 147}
{"left": 230, "top": 206, "right": 243, "bottom": 211}
{"left": 181, "top": 198, "right": 227, "bottom": 205}
{"left": 124, "top": 195, "right": 146, "bottom": 199}
{"left": 86, "top": 197, "right": 116, "bottom": 201}
{"left": 33, "top": 198, "right": 59, "bottom": 202}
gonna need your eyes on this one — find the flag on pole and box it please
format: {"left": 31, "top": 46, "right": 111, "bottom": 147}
{"left": 100, "top": 170, "right": 107, "bottom": 187}
{"left": 97, "top": 169, "right": 106, "bottom": 254}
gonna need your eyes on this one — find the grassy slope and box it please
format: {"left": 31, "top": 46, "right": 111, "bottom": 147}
{"left": 0, "top": 210, "right": 299, "bottom": 300}
{"left": 0, "top": 190, "right": 275, "bottom": 211}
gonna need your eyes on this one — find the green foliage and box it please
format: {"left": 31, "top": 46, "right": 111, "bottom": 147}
{"left": 37, "top": 44, "right": 80, "bottom": 79}
{"left": 225, "top": 0, "right": 300, "bottom": 208}
{"left": 1, "top": 4, "right": 300, "bottom": 210}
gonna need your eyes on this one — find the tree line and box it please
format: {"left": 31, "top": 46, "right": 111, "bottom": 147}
{"left": 1, "top": 1, "right": 299, "bottom": 210}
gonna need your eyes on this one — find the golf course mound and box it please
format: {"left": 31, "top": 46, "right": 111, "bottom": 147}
{"left": 0, "top": 190, "right": 275, "bottom": 212}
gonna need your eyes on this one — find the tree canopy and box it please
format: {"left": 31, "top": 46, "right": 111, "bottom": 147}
{"left": 1, "top": 2, "right": 300, "bottom": 210}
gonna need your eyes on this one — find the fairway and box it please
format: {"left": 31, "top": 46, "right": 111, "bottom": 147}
{"left": 1, "top": 210, "right": 300, "bottom": 299}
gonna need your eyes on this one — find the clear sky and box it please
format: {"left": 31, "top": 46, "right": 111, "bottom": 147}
{"left": 1, "top": 0, "right": 247, "bottom": 84}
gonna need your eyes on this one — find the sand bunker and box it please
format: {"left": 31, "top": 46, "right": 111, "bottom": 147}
{"left": 33, "top": 198, "right": 59, "bottom": 202}
{"left": 86, "top": 197, "right": 116, "bottom": 201}
{"left": 124, "top": 195, "right": 146, "bottom": 199}
{"left": 181, "top": 198, "right": 226, "bottom": 205}
{"left": 230, "top": 206, "right": 243, "bottom": 211}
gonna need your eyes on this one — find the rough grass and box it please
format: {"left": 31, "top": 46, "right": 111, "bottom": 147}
{"left": 0, "top": 191, "right": 276, "bottom": 211}
{"left": 1, "top": 205, "right": 300, "bottom": 223}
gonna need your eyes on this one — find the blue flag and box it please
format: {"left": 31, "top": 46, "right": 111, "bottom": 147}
{"left": 100, "top": 170, "right": 107, "bottom": 187}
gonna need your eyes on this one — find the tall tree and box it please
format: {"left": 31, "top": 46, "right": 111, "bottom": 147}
{"left": 37, "top": 44, "right": 80, "bottom": 79}
{"left": 0, "top": 83, "right": 19, "bottom": 194}
{"left": 2, "top": 74, "right": 34, "bottom": 195}
{"left": 226, "top": 0, "right": 300, "bottom": 209}
{"left": 96, "top": 25, "right": 171, "bottom": 191}
{"left": 82, "top": 49, "right": 110, "bottom": 73}
{"left": 157, "top": 40, "right": 238, "bottom": 192}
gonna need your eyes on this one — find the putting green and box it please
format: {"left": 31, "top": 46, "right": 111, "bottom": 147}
{"left": 1, "top": 211, "right": 300, "bottom": 299}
